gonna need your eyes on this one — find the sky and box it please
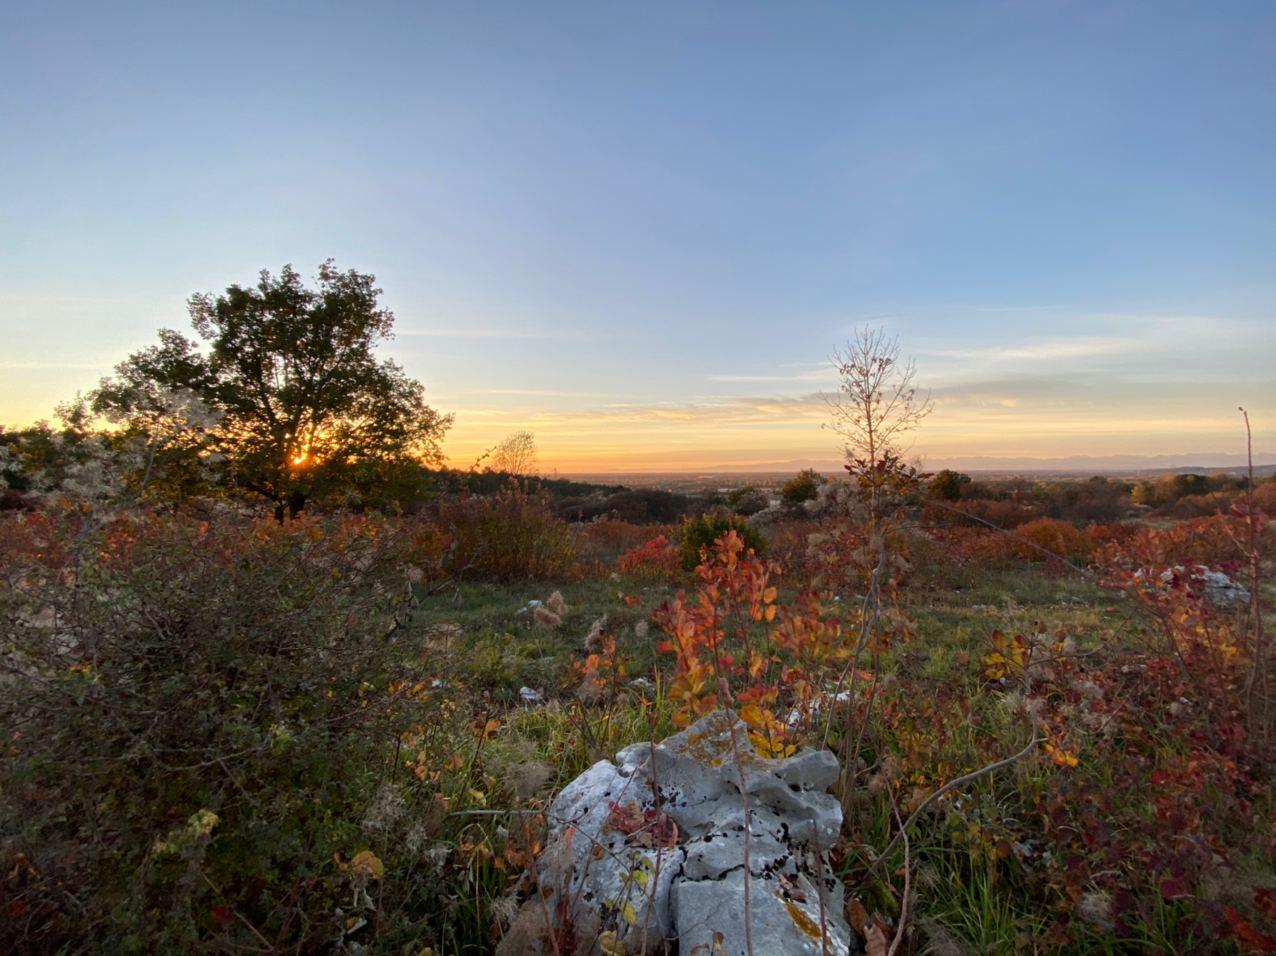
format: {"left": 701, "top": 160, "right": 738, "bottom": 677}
{"left": 2, "top": 1, "right": 1274, "bottom": 473}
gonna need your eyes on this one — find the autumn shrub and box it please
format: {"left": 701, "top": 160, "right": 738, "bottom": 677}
{"left": 0, "top": 513, "right": 467, "bottom": 953}
{"left": 939, "top": 496, "right": 1044, "bottom": 530}
{"left": 1254, "top": 478, "right": 1276, "bottom": 515}
{"left": 437, "top": 482, "right": 575, "bottom": 581}
{"left": 903, "top": 527, "right": 988, "bottom": 591}
{"left": 1160, "top": 489, "right": 1240, "bottom": 519}
{"left": 1024, "top": 545, "right": 1274, "bottom": 948}
{"left": 932, "top": 525, "right": 1019, "bottom": 571}
{"left": 677, "top": 512, "right": 766, "bottom": 570}
{"left": 762, "top": 518, "right": 825, "bottom": 579}
{"left": 1098, "top": 514, "right": 1267, "bottom": 572}
{"left": 842, "top": 525, "right": 1274, "bottom": 951}
{"left": 575, "top": 517, "right": 660, "bottom": 562}
{"left": 0, "top": 509, "right": 77, "bottom": 572}
{"left": 1082, "top": 519, "right": 1137, "bottom": 554}
{"left": 655, "top": 531, "right": 850, "bottom": 756}
{"left": 1013, "top": 517, "right": 1093, "bottom": 565}
{"left": 616, "top": 533, "right": 681, "bottom": 579}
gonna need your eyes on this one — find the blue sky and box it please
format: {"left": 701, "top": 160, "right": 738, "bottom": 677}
{"left": 2, "top": 1, "right": 1273, "bottom": 470}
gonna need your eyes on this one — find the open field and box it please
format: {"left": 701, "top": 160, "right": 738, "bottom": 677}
{"left": 3, "top": 480, "right": 1273, "bottom": 954}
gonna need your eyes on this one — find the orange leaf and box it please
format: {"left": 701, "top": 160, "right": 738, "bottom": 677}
{"left": 846, "top": 898, "right": 869, "bottom": 936}
{"left": 866, "top": 923, "right": 889, "bottom": 956}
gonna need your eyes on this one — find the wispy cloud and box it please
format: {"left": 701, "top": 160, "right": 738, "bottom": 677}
{"left": 924, "top": 337, "right": 1134, "bottom": 362}
{"left": 479, "top": 387, "right": 632, "bottom": 399}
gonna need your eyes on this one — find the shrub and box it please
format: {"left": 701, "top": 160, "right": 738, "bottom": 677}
{"left": 926, "top": 469, "right": 970, "bottom": 502}
{"left": 577, "top": 517, "right": 665, "bottom": 562}
{"left": 1161, "top": 490, "right": 1239, "bottom": 519}
{"left": 617, "top": 533, "right": 681, "bottom": 578}
{"left": 0, "top": 514, "right": 454, "bottom": 952}
{"left": 929, "top": 496, "right": 1044, "bottom": 530}
{"left": 781, "top": 468, "right": 825, "bottom": 504}
{"left": 726, "top": 485, "right": 770, "bottom": 516}
{"left": 1254, "top": 478, "right": 1276, "bottom": 515}
{"left": 1098, "top": 514, "right": 1266, "bottom": 571}
{"left": 943, "top": 525, "right": 1025, "bottom": 570}
{"left": 438, "top": 482, "right": 575, "bottom": 581}
{"left": 555, "top": 488, "right": 697, "bottom": 524}
{"left": 678, "top": 513, "right": 765, "bottom": 570}
{"left": 762, "top": 518, "right": 824, "bottom": 577}
{"left": 1014, "top": 517, "right": 1093, "bottom": 564}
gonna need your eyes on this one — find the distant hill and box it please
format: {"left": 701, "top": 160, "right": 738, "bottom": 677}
{"left": 922, "top": 453, "right": 1276, "bottom": 477}
{"left": 565, "top": 452, "right": 1276, "bottom": 490}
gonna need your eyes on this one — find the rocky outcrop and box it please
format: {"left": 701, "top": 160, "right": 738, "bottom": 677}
{"left": 1138, "top": 565, "right": 1252, "bottom": 606}
{"left": 502, "top": 711, "right": 853, "bottom": 955}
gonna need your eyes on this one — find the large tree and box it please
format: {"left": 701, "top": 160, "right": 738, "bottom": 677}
{"left": 93, "top": 262, "right": 451, "bottom": 516}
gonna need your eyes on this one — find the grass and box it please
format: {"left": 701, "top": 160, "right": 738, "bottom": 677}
{"left": 393, "top": 548, "right": 1271, "bottom": 954}
{"left": 397, "top": 565, "right": 1083, "bottom": 950}
{"left": 5, "top": 508, "right": 1269, "bottom": 954}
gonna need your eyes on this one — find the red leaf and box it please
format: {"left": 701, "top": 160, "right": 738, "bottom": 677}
{"left": 1224, "top": 906, "right": 1276, "bottom": 953}
{"left": 1255, "top": 886, "right": 1276, "bottom": 921}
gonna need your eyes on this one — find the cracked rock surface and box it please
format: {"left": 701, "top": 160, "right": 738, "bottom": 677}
{"left": 523, "top": 710, "right": 854, "bottom": 955}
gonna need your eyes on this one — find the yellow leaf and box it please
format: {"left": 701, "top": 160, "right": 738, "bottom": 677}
{"left": 785, "top": 899, "right": 822, "bottom": 939}
{"left": 621, "top": 900, "right": 638, "bottom": 925}
{"left": 739, "top": 703, "right": 766, "bottom": 729}
{"left": 599, "top": 930, "right": 627, "bottom": 955}
{"left": 350, "top": 849, "right": 385, "bottom": 881}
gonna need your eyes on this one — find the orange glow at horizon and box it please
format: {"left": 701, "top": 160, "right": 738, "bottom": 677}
{"left": 437, "top": 397, "right": 1274, "bottom": 475}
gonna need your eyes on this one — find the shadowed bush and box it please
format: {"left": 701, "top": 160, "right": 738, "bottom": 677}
{"left": 438, "top": 481, "right": 576, "bottom": 581}
{"left": 678, "top": 512, "right": 766, "bottom": 570}
{"left": 0, "top": 513, "right": 455, "bottom": 953}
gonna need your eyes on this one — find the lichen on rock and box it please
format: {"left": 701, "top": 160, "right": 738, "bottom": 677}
{"left": 499, "top": 710, "right": 853, "bottom": 955}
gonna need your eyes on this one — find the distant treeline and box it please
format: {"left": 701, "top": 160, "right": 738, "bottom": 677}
{"left": 923, "top": 469, "right": 1276, "bottom": 526}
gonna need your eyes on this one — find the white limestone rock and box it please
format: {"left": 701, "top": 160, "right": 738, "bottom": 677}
{"left": 530, "top": 710, "right": 853, "bottom": 955}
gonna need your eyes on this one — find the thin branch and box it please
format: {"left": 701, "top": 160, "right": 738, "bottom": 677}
{"left": 886, "top": 788, "right": 910, "bottom": 956}
{"left": 868, "top": 712, "right": 1041, "bottom": 876}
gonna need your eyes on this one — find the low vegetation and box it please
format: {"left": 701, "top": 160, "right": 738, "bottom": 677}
{"left": 2, "top": 475, "right": 1272, "bottom": 953}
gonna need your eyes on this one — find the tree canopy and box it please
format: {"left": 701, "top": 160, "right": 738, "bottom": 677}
{"left": 92, "top": 261, "right": 451, "bottom": 515}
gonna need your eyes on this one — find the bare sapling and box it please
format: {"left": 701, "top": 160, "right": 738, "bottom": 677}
{"left": 824, "top": 327, "right": 932, "bottom": 804}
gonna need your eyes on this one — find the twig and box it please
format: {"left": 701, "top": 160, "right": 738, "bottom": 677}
{"left": 925, "top": 498, "right": 1094, "bottom": 579}
{"left": 868, "top": 712, "right": 1040, "bottom": 877}
{"left": 886, "top": 789, "right": 910, "bottom": 956}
